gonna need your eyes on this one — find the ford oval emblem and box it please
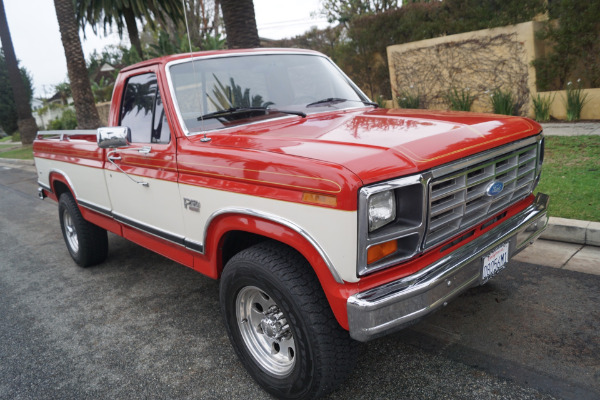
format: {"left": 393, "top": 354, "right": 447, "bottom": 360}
{"left": 486, "top": 181, "right": 504, "bottom": 197}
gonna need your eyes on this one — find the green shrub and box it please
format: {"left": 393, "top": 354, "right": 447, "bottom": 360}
{"left": 490, "top": 89, "right": 516, "bottom": 115}
{"left": 11, "top": 132, "right": 20, "bottom": 142}
{"left": 396, "top": 89, "right": 421, "bottom": 109}
{"left": 48, "top": 108, "right": 77, "bottom": 130}
{"left": 532, "top": 93, "right": 554, "bottom": 122}
{"left": 375, "top": 95, "right": 388, "bottom": 108}
{"left": 445, "top": 88, "right": 475, "bottom": 111}
{"left": 564, "top": 80, "right": 588, "bottom": 121}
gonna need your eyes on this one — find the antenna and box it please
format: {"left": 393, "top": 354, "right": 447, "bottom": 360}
{"left": 182, "top": 0, "right": 210, "bottom": 142}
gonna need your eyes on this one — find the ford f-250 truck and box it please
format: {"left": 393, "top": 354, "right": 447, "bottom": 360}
{"left": 33, "top": 48, "right": 549, "bottom": 399}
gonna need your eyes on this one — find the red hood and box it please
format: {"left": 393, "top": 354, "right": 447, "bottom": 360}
{"left": 193, "top": 108, "right": 542, "bottom": 185}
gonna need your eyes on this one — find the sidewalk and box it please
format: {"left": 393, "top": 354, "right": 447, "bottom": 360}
{"left": 540, "top": 122, "right": 600, "bottom": 136}
{"left": 514, "top": 238, "right": 600, "bottom": 276}
{"left": 514, "top": 217, "right": 600, "bottom": 276}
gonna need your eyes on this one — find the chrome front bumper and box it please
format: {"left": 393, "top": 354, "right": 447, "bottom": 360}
{"left": 347, "top": 193, "right": 549, "bottom": 342}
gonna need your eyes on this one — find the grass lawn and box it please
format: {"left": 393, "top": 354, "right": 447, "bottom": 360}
{"left": 536, "top": 135, "right": 600, "bottom": 222}
{"left": 0, "top": 136, "right": 13, "bottom": 142}
{"left": 0, "top": 145, "right": 33, "bottom": 160}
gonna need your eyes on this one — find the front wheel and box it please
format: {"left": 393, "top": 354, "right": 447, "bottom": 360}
{"left": 220, "top": 242, "right": 356, "bottom": 400}
{"left": 58, "top": 193, "right": 108, "bottom": 267}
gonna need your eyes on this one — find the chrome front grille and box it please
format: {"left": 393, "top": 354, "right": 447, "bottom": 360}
{"left": 425, "top": 142, "right": 541, "bottom": 248}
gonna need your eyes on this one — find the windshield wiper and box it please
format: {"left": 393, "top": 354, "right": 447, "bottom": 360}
{"left": 198, "top": 107, "right": 306, "bottom": 121}
{"left": 306, "top": 98, "right": 378, "bottom": 108}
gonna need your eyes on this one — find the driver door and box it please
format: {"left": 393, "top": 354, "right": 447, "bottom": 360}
{"left": 103, "top": 70, "right": 185, "bottom": 246}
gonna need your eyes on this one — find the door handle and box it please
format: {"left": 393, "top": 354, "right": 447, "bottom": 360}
{"left": 108, "top": 153, "right": 122, "bottom": 161}
{"left": 138, "top": 146, "right": 152, "bottom": 155}
{"left": 106, "top": 150, "right": 149, "bottom": 187}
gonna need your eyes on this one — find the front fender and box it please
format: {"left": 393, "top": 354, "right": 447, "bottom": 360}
{"left": 203, "top": 212, "right": 359, "bottom": 330}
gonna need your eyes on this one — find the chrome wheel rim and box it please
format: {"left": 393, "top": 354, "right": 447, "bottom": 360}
{"left": 63, "top": 210, "right": 79, "bottom": 253}
{"left": 236, "top": 286, "right": 296, "bottom": 376}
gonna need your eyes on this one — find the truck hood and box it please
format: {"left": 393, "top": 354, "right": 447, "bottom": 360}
{"left": 199, "top": 108, "right": 542, "bottom": 185}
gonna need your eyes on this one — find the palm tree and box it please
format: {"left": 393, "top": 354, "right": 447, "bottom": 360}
{"left": 53, "top": 81, "right": 71, "bottom": 106}
{"left": 75, "top": 0, "right": 184, "bottom": 60}
{"left": 220, "top": 0, "right": 260, "bottom": 48}
{"left": 0, "top": 0, "right": 38, "bottom": 144}
{"left": 181, "top": 0, "right": 222, "bottom": 46}
{"left": 54, "top": 0, "right": 102, "bottom": 129}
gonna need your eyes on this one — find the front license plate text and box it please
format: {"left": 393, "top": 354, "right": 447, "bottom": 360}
{"left": 482, "top": 242, "right": 509, "bottom": 282}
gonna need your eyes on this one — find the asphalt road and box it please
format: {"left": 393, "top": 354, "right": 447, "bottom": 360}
{"left": 1, "top": 164, "right": 599, "bottom": 400}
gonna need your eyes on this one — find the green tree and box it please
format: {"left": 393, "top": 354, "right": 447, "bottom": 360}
{"left": 317, "top": 0, "right": 399, "bottom": 25}
{"left": 86, "top": 45, "right": 139, "bottom": 75}
{"left": 147, "top": 29, "right": 200, "bottom": 58}
{"left": 53, "top": 81, "right": 71, "bottom": 105}
{"left": 534, "top": 1, "right": 600, "bottom": 90}
{"left": 276, "top": 26, "right": 344, "bottom": 63}
{"left": 202, "top": 33, "right": 226, "bottom": 50}
{"left": 75, "top": 0, "right": 184, "bottom": 60}
{"left": 47, "top": 108, "right": 77, "bottom": 130}
{"left": 220, "top": 0, "right": 260, "bottom": 48}
{"left": 145, "top": 29, "right": 227, "bottom": 57}
{"left": 90, "top": 76, "right": 113, "bottom": 102}
{"left": 0, "top": 0, "right": 38, "bottom": 144}
{"left": 54, "top": 0, "right": 102, "bottom": 129}
{"left": 144, "top": 0, "right": 223, "bottom": 54}
{"left": 0, "top": 50, "right": 33, "bottom": 136}
{"left": 182, "top": 0, "right": 222, "bottom": 46}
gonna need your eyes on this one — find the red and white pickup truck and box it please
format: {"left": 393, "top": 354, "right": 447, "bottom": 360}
{"left": 33, "top": 48, "right": 549, "bottom": 399}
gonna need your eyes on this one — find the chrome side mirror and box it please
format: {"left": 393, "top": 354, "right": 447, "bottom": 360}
{"left": 97, "top": 127, "right": 130, "bottom": 149}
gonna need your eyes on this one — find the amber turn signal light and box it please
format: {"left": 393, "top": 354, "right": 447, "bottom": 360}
{"left": 367, "top": 240, "right": 398, "bottom": 264}
{"left": 302, "top": 192, "right": 337, "bottom": 207}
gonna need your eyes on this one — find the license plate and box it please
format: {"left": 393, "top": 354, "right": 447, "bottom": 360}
{"left": 482, "top": 242, "right": 509, "bottom": 282}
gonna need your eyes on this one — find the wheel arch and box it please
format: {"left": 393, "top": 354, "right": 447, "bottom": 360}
{"left": 204, "top": 210, "right": 353, "bottom": 330}
{"left": 206, "top": 209, "right": 343, "bottom": 282}
{"left": 45, "top": 170, "right": 77, "bottom": 202}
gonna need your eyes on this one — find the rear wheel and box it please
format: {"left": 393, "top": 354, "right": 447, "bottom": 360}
{"left": 220, "top": 242, "right": 356, "bottom": 400}
{"left": 58, "top": 193, "right": 108, "bottom": 267}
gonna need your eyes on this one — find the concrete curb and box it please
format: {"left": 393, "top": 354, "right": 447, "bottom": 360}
{"left": 541, "top": 217, "right": 600, "bottom": 247}
{"left": 0, "top": 158, "right": 35, "bottom": 167}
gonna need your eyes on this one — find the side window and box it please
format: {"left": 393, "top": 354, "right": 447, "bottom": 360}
{"left": 120, "top": 73, "right": 171, "bottom": 144}
{"left": 152, "top": 89, "right": 170, "bottom": 144}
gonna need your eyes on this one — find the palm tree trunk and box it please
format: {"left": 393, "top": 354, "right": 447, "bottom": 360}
{"left": 123, "top": 6, "right": 144, "bottom": 60}
{"left": 213, "top": 0, "right": 221, "bottom": 37}
{"left": 53, "top": 0, "right": 101, "bottom": 129}
{"left": 0, "top": 0, "right": 37, "bottom": 144}
{"left": 220, "top": 0, "right": 260, "bottom": 49}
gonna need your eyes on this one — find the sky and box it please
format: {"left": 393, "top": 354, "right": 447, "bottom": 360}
{"left": 3, "top": 0, "right": 333, "bottom": 97}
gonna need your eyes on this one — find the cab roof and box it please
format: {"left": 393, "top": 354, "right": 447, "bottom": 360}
{"left": 120, "top": 48, "right": 323, "bottom": 73}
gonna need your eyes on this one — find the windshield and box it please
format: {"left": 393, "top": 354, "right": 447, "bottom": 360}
{"left": 168, "top": 53, "right": 367, "bottom": 134}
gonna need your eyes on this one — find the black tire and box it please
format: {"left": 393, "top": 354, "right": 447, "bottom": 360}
{"left": 58, "top": 193, "right": 108, "bottom": 267}
{"left": 220, "top": 242, "right": 357, "bottom": 400}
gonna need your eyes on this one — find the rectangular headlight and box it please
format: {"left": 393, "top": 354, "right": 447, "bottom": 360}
{"left": 368, "top": 190, "right": 396, "bottom": 232}
{"left": 358, "top": 175, "right": 427, "bottom": 276}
